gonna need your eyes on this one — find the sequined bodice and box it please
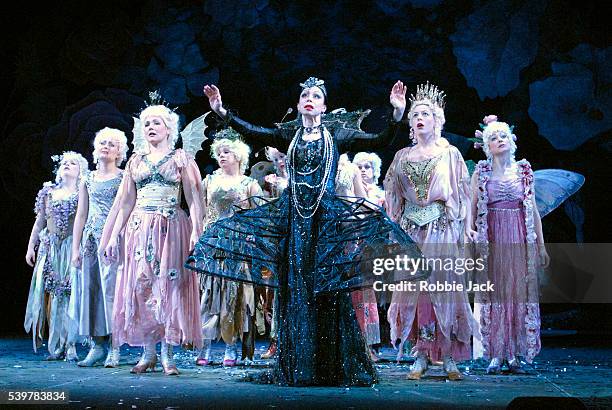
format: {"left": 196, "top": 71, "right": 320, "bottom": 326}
{"left": 401, "top": 153, "right": 443, "bottom": 202}
{"left": 205, "top": 174, "right": 255, "bottom": 225}
{"left": 133, "top": 151, "right": 181, "bottom": 217}
{"left": 84, "top": 172, "right": 122, "bottom": 240}
{"left": 487, "top": 177, "right": 524, "bottom": 206}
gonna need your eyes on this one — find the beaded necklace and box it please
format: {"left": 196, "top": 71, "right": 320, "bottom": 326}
{"left": 288, "top": 127, "right": 334, "bottom": 219}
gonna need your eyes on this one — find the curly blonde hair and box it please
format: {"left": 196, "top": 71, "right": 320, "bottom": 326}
{"left": 93, "top": 127, "right": 128, "bottom": 166}
{"left": 139, "top": 105, "right": 180, "bottom": 148}
{"left": 210, "top": 138, "right": 251, "bottom": 174}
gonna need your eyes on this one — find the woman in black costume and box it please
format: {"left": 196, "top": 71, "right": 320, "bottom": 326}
{"left": 186, "top": 77, "right": 425, "bottom": 386}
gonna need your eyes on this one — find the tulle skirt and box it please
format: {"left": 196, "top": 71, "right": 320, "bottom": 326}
{"left": 112, "top": 209, "right": 202, "bottom": 348}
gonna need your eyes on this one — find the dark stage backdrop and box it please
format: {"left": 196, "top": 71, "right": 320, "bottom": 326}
{"left": 0, "top": 0, "right": 610, "bottom": 335}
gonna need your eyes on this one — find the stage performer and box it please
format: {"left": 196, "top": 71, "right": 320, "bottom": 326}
{"left": 187, "top": 77, "right": 427, "bottom": 386}
{"left": 25, "top": 151, "right": 89, "bottom": 361}
{"left": 197, "top": 130, "right": 263, "bottom": 367}
{"left": 384, "top": 83, "right": 478, "bottom": 381}
{"left": 100, "top": 94, "right": 206, "bottom": 375}
{"left": 70, "top": 127, "right": 126, "bottom": 367}
{"left": 467, "top": 115, "right": 549, "bottom": 374}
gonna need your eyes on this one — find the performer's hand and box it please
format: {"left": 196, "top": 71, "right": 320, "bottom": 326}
{"left": 538, "top": 244, "right": 550, "bottom": 268}
{"left": 390, "top": 80, "right": 407, "bottom": 120}
{"left": 465, "top": 227, "right": 478, "bottom": 243}
{"left": 189, "top": 231, "right": 199, "bottom": 252}
{"left": 25, "top": 248, "right": 36, "bottom": 267}
{"left": 71, "top": 253, "right": 82, "bottom": 269}
{"left": 103, "top": 237, "right": 119, "bottom": 264}
{"left": 203, "top": 85, "right": 227, "bottom": 117}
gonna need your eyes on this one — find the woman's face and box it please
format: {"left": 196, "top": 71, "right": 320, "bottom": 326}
{"left": 297, "top": 86, "right": 326, "bottom": 116}
{"left": 59, "top": 157, "right": 81, "bottom": 180}
{"left": 271, "top": 152, "right": 286, "bottom": 172}
{"left": 143, "top": 115, "right": 170, "bottom": 145}
{"left": 217, "top": 146, "right": 240, "bottom": 170}
{"left": 95, "top": 137, "right": 121, "bottom": 163}
{"left": 356, "top": 160, "right": 374, "bottom": 184}
{"left": 409, "top": 104, "right": 435, "bottom": 136}
{"left": 488, "top": 131, "right": 511, "bottom": 156}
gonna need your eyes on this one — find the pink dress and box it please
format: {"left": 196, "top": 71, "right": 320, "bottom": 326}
{"left": 475, "top": 160, "right": 541, "bottom": 363}
{"left": 384, "top": 144, "right": 477, "bottom": 362}
{"left": 112, "top": 149, "right": 202, "bottom": 348}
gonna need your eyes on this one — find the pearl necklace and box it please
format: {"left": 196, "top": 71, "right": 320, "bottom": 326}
{"left": 288, "top": 127, "right": 334, "bottom": 219}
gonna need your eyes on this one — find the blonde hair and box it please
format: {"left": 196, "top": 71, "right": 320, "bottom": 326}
{"left": 210, "top": 138, "right": 251, "bottom": 174}
{"left": 482, "top": 121, "right": 517, "bottom": 160}
{"left": 54, "top": 151, "right": 89, "bottom": 185}
{"left": 139, "top": 105, "right": 180, "bottom": 148}
{"left": 352, "top": 152, "right": 382, "bottom": 184}
{"left": 93, "top": 127, "right": 128, "bottom": 166}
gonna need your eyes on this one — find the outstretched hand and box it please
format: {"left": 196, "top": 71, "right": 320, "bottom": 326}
{"left": 390, "top": 81, "right": 407, "bottom": 121}
{"left": 203, "top": 85, "right": 225, "bottom": 117}
{"left": 390, "top": 81, "right": 407, "bottom": 110}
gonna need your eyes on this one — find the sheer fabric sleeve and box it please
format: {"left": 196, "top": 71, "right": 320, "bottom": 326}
{"left": 226, "top": 112, "right": 292, "bottom": 151}
{"left": 383, "top": 149, "right": 408, "bottom": 223}
{"left": 176, "top": 149, "right": 205, "bottom": 236}
{"left": 336, "top": 119, "right": 401, "bottom": 152}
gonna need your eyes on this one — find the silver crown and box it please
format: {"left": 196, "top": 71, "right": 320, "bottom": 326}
{"left": 144, "top": 90, "right": 178, "bottom": 112}
{"left": 409, "top": 82, "right": 446, "bottom": 110}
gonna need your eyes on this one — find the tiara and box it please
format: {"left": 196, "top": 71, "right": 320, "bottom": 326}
{"left": 140, "top": 90, "right": 178, "bottom": 113}
{"left": 409, "top": 82, "right": 446, "bottom": 110}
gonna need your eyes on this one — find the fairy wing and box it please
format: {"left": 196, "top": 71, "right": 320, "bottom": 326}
{"left": 180, "top": 112, "right": 210, "bottom": 157}
{"left": 249, "top": 160, "right": 276, "bottom": 190}
{"left": 534, "top": 169, "right": 585, "bottom": 218}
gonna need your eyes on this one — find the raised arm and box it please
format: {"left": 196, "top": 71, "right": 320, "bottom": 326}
{"left": 203, "top": 84, "right": 290, "bottom": 150}
{"left": 71, "top": 181, "right": 89, "bottom": 268}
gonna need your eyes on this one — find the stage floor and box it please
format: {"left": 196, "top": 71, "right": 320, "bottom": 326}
{"left": 0, "top": 336, "right": 610, "bottom": 408}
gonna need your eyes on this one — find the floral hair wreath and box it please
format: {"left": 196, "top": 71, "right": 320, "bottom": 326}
{"left": 470, "top": 114, "right": 516, "bottom": 150}
{"left": 214, "top": 126, "right": 242, "bottom": 141}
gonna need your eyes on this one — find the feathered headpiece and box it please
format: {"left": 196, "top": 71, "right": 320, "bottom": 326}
{"left": 300, "top": 76, "right": 327, "bottom": 99}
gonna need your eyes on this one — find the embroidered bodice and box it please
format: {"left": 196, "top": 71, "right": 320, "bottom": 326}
{"left": 130, "top": 150, "right": 182, "bottom": 218}
{"left": 401, "top": 153, "right": 443, "bottom": 203}
{"left": 34, "top": 183, "right": 79, "bottom": 240}
{"left": 204, "top": 173, "right": 259, "bottom": 227}
{"left": 84, "top": 171, "right": 123, "bottom": 240}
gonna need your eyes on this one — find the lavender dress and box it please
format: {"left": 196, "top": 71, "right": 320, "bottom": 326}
{"left": 24, "top": 183, "right": 79, "bottom": 354}
{"left": 478, "top": 173, "right": 541, "bottom": 362}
